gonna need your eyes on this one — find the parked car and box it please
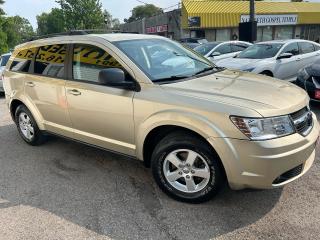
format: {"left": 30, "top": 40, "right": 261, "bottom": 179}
{"left": 0, "top": 53, "right": 11, "bottom": 93}
{"left": 216, "top": 40, "right": 320, "bottom": 81}
{"left": 180, "top": 38, "right": 207, "bottom": 44}
{"left": 194, "top": 41, "right": 252, "bottom": 63}
{"left": 182, "top": 42, "right": 200, "bottom": 49}
{"left": 295, "top": 58, "right": 320, "bottom": 101}
{"left": 3, "top": 34, "right": 318, "bottom": 203}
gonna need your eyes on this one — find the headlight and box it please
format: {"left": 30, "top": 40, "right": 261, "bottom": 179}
{"left": 230, "top": 115, "right": 295, "bottom": 140}
{"left": 242, "top": 68, "right": 255, "bottom": 72}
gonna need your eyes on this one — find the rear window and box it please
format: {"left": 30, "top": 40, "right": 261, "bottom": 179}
{"left": 34, "top": 44, "right": 67, "bottom": 78}
{"left": 10, "top": 48, "right": 37, "bottom": 73}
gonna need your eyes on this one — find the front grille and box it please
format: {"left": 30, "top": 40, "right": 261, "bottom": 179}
{"left": 272, "top": 164, "right": 303, "bottom": 185}
{"left": 290, "top": 107, "right": 313, "bottom": 136}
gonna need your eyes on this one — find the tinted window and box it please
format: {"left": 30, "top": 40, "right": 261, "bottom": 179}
{"left": 0, "top": 54, "right": 10, "bottom": 67}
{"left": 299, "top": 42, "right": 315, "bottom": 54}
{"left": 237, "top": 43, "right": 283, "bottom": 59}
{"left": 73, "top": 44, "right": 123, "bottom": 83}
{"left": 34, "top": 44, "right": 66, "bottom": 78}
{"left": 194, "top": 43, "right": 219, "bottom": 56}
{"left": 231, "top": 44, "right": 248, "bottom": 52}
{"left": 281, "top": 42, "right": 299, "bottom": 55}
{"left": 10, "top": 48, "right": 37, "bottom": 72}
{"left": 215, "top": 44, "right": 232, "bottom": 54}
{"left": 314, "top": 44, "right": 320, "bottom": 51}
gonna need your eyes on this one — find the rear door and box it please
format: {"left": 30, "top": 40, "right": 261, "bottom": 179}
{"left": 20, "top": 44, "right": 73, "bottom": 137}
{"left": 65, "top": 43, "right": 135, "bottom": 155}
{"left": 274, "top": 42, "right": 300, "bottom": 80}
{"left": 298, "top": 42, "right": 318, "bottom": 70}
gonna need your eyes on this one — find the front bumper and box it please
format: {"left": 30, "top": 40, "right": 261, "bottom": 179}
{"left": 209, "top": 113, "right": 319, "bottom": 190}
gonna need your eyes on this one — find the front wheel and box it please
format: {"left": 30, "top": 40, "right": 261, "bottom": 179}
{"left": 151, "top": 132, "right": 224, "bottom": 203}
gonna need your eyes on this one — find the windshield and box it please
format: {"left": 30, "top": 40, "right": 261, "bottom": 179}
{"left": 194, "top": 43, "right": 219, "bottom": 56}
{"left": 115, "top": 39, "right": 216, "bottom": 82}
{"left": 0, "top": 54, "right": 10, "bottom": 66}
{"left": 237, "top": 43, "right": 283, "bottom": 59}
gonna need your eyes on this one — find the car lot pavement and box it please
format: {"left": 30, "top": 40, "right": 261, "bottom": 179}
{"left": 0, "top": 95, "right": 320, "bottom": 240}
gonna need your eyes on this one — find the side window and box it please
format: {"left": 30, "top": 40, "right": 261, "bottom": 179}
{"left": 314, "top": 44, "right": 320, "bottom": 51}
{"left": 73, "top": 44, "right": 123, "bottom": 84}
{"left": 215, "top": 44, "right": 232, "bottom": 55}
{"left": 281, "top": 43, "right": 299, "bottom": 55}
{"left": 34, "top": 44, "right": 67, "bottom": 78}
{"left": 299, "top": 42, "right": 315, "bottom": 54}
{"left": 10, "top": 48, "right": 37, "bottom": 73}
{"left": 231, "top": 44, "right": 248, "bottom": 52}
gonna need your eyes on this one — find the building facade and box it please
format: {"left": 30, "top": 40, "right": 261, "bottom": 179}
{"left": 121, "top": 0, "right": 320, "bottom": 42}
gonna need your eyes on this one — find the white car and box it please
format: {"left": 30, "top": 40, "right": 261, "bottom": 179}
{"left": 0, "top": 53, "right": 11, "bottom": 93}
{"left": 194, "top": 41, "right": 252, "bottom": 63}
{"left": 216, "top": 40, "right": 320, "bottom": 81}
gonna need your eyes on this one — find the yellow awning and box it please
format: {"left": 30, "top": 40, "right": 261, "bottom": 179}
{"left": 182, "top": 0, "right": 320, "bottom": 29}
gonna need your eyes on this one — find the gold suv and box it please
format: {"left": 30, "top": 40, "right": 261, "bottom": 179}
{"left": 3, "top": 33, "right": 319, "bottom": 203}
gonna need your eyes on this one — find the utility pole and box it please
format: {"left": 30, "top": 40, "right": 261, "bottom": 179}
{"left": 249, "top": 0, "right": 257, "bottom": 43}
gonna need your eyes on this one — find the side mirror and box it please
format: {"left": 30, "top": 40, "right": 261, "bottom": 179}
{"left": 210, "top": 52, "right": 221, "bottom": 57}
{"left": 277, "top": 52, "right": 293, "bottom": 60}
{"left": 98, "top": 68, "right": 137, "bottom": 91}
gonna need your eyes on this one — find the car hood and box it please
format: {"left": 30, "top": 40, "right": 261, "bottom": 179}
{"left": 215, "top": 58, "right": 264, "bottom": 70}
{"left": 162, "top": 69, "right": 309, "bottom": 117}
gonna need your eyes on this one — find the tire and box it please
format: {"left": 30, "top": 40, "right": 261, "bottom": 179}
{"left": 151, "top": 131, "right": 224, "bottom": 203}
{"left": 15, "top": 105, "right": 46, "bottom": 146}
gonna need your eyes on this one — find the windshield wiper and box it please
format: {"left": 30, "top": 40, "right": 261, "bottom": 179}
{"left": 194, "top": 66, "right": 215, "bottom": 75}
{"left": 153, "top": 75, "right": 191, "bottom": 83}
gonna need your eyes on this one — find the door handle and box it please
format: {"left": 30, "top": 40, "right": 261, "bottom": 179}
{"left": 296, "top": 58, "right": 301, "bottom": 61}
{"left": 68, "top": 89, "right": 81, "bottom": 96}
{"left": 26, "top": 82, "right": 35, "bottom": 87}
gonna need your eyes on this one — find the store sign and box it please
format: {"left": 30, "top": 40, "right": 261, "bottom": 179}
{"left": 240, "top": 14, "right": 298, "bottom": 26}
{"left": 188, "top": 16, "right": 201, "bottom": 27}
{"left": 146, "top": 24, "right": 168, "bottom": 34}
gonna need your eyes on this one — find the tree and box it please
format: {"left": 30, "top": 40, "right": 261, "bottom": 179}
{"left": 104, "top": 10, "right": 120, "bottom": 30}
{"left": 57, "top": 0, "right": 105, "bottom": 30}
{"left": 3, "top": 16, "right": 34, "bottom": 49}
{"left": 124, "top": 4, "right": 163, "bottom": 23}
{"left": 37, "top": 8, "right": 65, "bottom": 35}
{"left": 0, "top": 0, "right": 8, "bottom": 53}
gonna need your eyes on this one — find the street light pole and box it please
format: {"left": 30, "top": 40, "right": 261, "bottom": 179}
{"left": 249, "top": 0, "right": 255, "bottom": 23}
{"left": 249, "top": 0, "right": 256, "bottom": 43}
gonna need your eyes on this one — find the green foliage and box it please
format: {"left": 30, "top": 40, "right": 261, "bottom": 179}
{"left": 104, "top": 10, "right": 120, "bottom": 30}
{"left": 56, "top": 0, "right": 105, "bottom": 30}
{"left": 3, "top": 16, "right": 35, "bottom": 49}
{"left": 37, "top": 8, "right": 65, "bottom": 35}
{"left": 124, "top": 4, "right": 163, "bottom": 23}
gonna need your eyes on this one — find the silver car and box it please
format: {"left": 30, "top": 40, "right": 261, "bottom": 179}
{"left": 0, "top": 53, "right": 11, "bottom": 93}
{"left": 194, "top": 41, "right": 252, "bottom": 63}
{"left": 216, "top": 40, "right": 320, "bottom": 81}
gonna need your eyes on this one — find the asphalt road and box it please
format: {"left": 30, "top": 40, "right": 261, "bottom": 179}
{"left": 0, "top": 95, "right": 320, "bottom": 240}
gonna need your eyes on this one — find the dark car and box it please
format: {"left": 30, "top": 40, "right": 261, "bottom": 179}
{"left": 295, "top": 58, "right": 320, "bottom": 101}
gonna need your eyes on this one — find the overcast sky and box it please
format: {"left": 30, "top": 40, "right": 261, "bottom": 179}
{"left": 3, "top": 0, "right": 320, "bottom": 30}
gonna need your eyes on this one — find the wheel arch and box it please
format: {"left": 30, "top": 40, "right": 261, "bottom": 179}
{"left": 9, "top": 97, "right": 45, "bottom": 129}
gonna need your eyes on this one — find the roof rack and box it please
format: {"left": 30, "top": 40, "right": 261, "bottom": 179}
{"left": 25, "top": 29, "right": 122, "bottom": 42}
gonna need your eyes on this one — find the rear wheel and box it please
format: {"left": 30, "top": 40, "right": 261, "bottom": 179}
{"left": 151, "top": 132, "right": 224, "bottom": 203}
{"left": 15, "top": 105, "right": 46, "bottom": 146}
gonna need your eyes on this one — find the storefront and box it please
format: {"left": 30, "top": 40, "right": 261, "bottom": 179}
{"left": 181, "top": 0, "right": 320, "bottom": 42}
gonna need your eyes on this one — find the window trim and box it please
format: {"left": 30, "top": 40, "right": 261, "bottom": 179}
{"left": 68, "top": 43, "right": 140, "bottom": 91}
{"left": 280, "top": 42, "right": 300, "bottom": 56}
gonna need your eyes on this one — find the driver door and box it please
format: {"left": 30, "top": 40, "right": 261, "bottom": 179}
{"left": 65, "top": 43, "right": 136, "bottom": 155}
